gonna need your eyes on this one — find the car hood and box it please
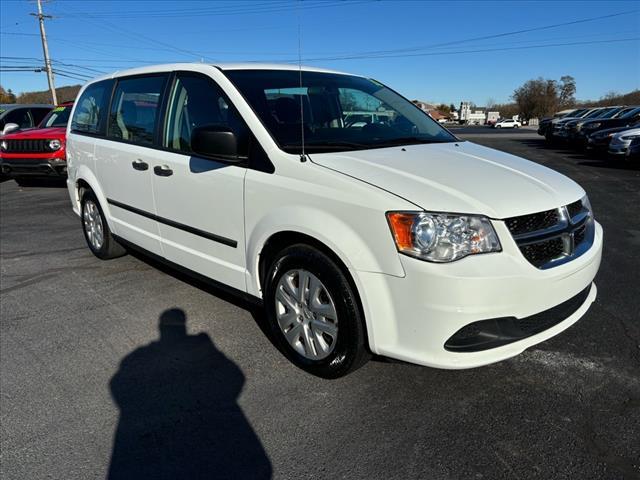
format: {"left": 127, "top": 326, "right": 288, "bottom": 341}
{"left": 2, "top": 126, "right": 66, "bottom": 139}
{"left": 592, "top": 126, "right": 634, "bottom": 137}
{"left": 310, "top": 141, "right": 584, "bottom": 219}
{"left": 613, "top": 127, "right": 640, "bottom": 139}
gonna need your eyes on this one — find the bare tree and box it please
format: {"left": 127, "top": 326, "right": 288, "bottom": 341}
{"left": 558, "top": 76, "right": 576, "bottom": 108}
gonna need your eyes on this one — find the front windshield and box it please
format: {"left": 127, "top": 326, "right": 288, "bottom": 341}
{"left": 621, "top": 107, "right": 640, "bottom": 118}
{"left": 40, "top": 105, "right": 72, "bottom": 128}
{"left": 592, "top": 107, "right": 620, "bottom": 119}
{"left": 224, "top": 70, "right": 457, "bottom": 153}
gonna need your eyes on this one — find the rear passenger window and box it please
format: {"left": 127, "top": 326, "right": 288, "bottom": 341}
{"left": 163, "top": 73, "right": 249, "bottom": 155}
{"left": 71, "top": 80, "right": 112, "bottom": 135}
{"left": 108, "top": 75, "right": 166, "bottom": 146}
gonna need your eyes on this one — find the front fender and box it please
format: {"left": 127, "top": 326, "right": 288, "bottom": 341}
{"left": 245, "top": 205, "right": 406, "bottom": 298}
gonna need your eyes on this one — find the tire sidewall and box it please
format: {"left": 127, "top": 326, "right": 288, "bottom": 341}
{"left": 264, "top": 245, "right": 367, "bottom": 378}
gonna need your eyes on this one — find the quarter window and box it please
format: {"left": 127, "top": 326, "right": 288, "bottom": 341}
{"left": 71, "top": 80, "right": 112, "bottom": 135}
{"left": 163, "top": 73, "right": 249, "bottom": 156}
{"left": 108, "top": 75, "right": 166, "bottom": 146}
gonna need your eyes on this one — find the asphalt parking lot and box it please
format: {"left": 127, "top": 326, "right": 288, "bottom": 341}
{"left": 1, "top": 127, "right": 639, "bottom": 480}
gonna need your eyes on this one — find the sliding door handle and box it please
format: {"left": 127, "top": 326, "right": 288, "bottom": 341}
{"left": 131, "top": 159, "right": 149, "bottom": 171}
{"left": 154, "top": 165, "right": 173, "bottom": 177}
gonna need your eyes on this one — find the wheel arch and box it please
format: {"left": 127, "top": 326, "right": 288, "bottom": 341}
{"left": 256, "top": 229, "right": 373, "bottom": 353}
{"left": 73, "top": 166, "right": 114, "bottom": 230}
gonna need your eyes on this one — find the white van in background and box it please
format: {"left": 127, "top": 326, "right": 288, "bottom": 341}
{"left": 66, "top": 63, "right": 602, "bottom": 378}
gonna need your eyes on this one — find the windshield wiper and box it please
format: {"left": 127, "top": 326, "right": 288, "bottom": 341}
{"left": 371, "top": 136, "right": 453, "bottom": 147}
{"left": 281, "top": 140, "right": 369, "bottom": 151}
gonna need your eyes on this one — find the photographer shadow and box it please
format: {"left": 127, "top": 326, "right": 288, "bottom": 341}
{"left": 107, "top": 308, "right": 272, "bottom": 480}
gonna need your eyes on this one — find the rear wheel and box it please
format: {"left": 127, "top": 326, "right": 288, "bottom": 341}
{"left": 81, "top": 190, "right": 126, "bottom": 260}
{"left": 264, "top": 244, "right": 369, "bottom": 378}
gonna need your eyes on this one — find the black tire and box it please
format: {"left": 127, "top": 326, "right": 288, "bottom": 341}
{"left": 15, "top": 178, "right": 39, "bottom": 187}
{"left": 264, "top": 244, "right": 370, "bottom": 378}
{"left": 81, "top": 190, "right": 127, "bottom": 260}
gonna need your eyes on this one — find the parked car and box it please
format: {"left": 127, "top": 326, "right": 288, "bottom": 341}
{"left": 608, "top": 127, "right": 640, "bottom": 157}
{"left": 66, "top": 64, "right": 602, "bottom": 378}
{"left": 586, "top": 123, "right": 639, "bottom": 154}
{"left": 493, "top": 118, "right": 521, "bottom": 129}
{"left": 0, "top": 104, "right": 53, "bottom": 135}
{"left": 0, "top": 102, "right": 72, "bottom": 185}
{"left": 571, "top": 106, "right": 640, "bottom": 149}
{"left": 625, "top": 137, "right": 640, "bottom": 162}
{"left": 547, "top": 107, "right": 604, "bottom": 141}
{"left": 537, "top": 108, "right": 589, "bottom": 137}
{"left": 553, "top": 107, "right": 624, "bottom": 142}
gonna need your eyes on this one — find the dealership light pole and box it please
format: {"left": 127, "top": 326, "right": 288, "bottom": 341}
{"left": 31, "top": 0, "right": 57, "bottom": 104}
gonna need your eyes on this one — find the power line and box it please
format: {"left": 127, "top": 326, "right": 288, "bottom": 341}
{"left": 50, "top": 70, "right": 90, "bottom": 82}
{"left": 294, "top": 8, "right": 640, "bottom": 61}
{"left": 48, "top": 1, "right": 371, "bottom": 19}
{"left": 294, "top": 37, "right": 640, "bottom": 63}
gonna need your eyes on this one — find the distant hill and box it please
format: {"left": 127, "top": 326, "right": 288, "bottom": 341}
{"left": 576, "top": 90, "right": 640, "bottom": 108}
{"left": 9, "top": 85, "right": 82, "bottom": 105}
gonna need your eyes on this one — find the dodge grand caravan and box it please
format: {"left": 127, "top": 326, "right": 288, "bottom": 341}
{"left": 66, "top": 64, "right": 603, "bottom": 378}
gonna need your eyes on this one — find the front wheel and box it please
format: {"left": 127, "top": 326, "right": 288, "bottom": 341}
{"left": 264, "top": 244, "right": 370, "bottom": 378}
{"left": 496, "top": 125, "right": 502, "bottom": 129}
{"left": 81, "top": 190, "right": 126, "bottom": 260}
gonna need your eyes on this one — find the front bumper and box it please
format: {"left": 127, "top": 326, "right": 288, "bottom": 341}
{"left": 0, "top": 158, "right": 67, "bottom": 177}
{"left": 608, "top": 141, "right": 631, "bottom": 155}
{"left": 357, "top": 221, "right": 603, "bottom": 369}
{"left": 586, "top": 137, "right": 610, "bottom": 151}
{"left": 553, "top": 129, "right": 569, "bottom": 139}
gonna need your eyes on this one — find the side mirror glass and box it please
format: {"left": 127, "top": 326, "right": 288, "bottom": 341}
{"left": 2, "top": 123, "right": 19, "bottom": 135}
{"left": 191, "top": 125, "right": 244, "bottom": 162}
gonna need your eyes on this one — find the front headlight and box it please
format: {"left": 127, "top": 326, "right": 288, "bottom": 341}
{"left": 0, "top": 140, "right": 7, "bottom": 151}
{"left": 621, "top": 134, "right": 640, "bottom": 140}
{"left": 48, "top": 139, "right": 62, "bottom": 151}
{"left": 386, "top": 212, "right": 501, "bottom": 262}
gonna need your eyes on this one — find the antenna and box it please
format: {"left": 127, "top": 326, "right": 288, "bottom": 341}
{"left": 296, "top": 0, "right": 306, "bottom": 162}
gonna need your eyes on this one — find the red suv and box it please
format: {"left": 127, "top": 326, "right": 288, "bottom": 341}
{"left": 0, "top": 102, "right": 73, "bottom": 185}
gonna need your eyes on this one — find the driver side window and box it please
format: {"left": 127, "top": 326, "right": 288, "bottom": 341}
{"left": 164, "top": 73, "right": 248, "bottom": 156}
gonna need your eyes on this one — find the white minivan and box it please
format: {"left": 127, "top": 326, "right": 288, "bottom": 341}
{"left": 66, "top": 63, "right": 602, "bottom": 378}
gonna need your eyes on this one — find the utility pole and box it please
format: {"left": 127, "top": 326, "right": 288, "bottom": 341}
{"left": 31, "top": 0, "right": 57, "bottom": 104}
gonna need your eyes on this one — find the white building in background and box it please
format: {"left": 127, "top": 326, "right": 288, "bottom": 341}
{"left": 486, "top": 111, "right": 500, "bottom": 124}
{"left": 459, "top": 102, "right": 486, "bottom": 124}
{"left": 412, "top": 100, "right": 436, "bottom": 112}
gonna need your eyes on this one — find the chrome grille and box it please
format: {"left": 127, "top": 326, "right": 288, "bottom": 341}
{"left": 505, "top": 200, "right": 594, "bottom": 269}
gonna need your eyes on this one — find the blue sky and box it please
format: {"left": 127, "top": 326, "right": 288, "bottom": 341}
{"left": 1, "top": 0, "right": 638, "bottom": 105}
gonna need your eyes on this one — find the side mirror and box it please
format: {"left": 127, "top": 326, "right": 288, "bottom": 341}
{"left": 2, "top": 123, "right": 19, "bottom": 136}
{"left": 191, "top": 124, "right": 244, "bottom": 162}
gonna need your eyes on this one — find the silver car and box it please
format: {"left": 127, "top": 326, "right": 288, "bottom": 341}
{"left": 608, "top": 127, "right": 640, "bottom": 156}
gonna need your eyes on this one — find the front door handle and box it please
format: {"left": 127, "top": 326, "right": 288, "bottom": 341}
{"left": 154, "top": 165, "right": 173, "bottom": 177}
{"left": 131, "top": 159, "right": 148, "bottom": 171}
